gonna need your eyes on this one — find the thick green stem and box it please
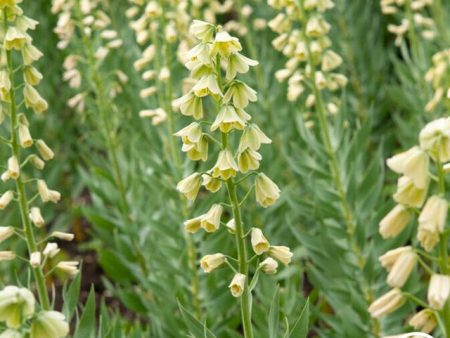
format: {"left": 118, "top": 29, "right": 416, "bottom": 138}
{"left": 4, "top": 9, "right": 50, "bottom": 310}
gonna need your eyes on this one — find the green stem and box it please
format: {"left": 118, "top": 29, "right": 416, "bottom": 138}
{"left": 437, "top": 159, "right": 450, "bottom": 337}
{"left": 77, "top": 10, "right": 149, "bottom": 275}
{"left": 4, "top": 9, "right": 50, "bottom": 310}
{"left": 298, "top": 1, "right": 379, "bottom": 336}
{"left": 153, "top": 1, "right": 202, "bottom": 318}
{"left": 226, "top": 176, "right": 253, "bottom": 338}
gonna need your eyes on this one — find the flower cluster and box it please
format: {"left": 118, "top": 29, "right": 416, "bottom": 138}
{"left": 267, "top": 0, "right": 347, "bottom": 118}
{"left": 174, "top": 20, "right": 291, "bottom": 333}
{"left": 369, "top": 117, "right": 450, "bottom": 336}
{"left": 424, "top": 49, "right": 450, "bottom": 113}
{"left": 0, "top": 0, "right": 78, "bottom": 336}
{"left": 381, "top": 0, "right": 436, "bottom": 46}
{"left": 52, "top": 0, "right": 127, "bottom": 114}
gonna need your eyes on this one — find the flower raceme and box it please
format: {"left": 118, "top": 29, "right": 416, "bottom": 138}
{"left": 174, "top": 20, "right": 291, "bottom": 336}
{"left": 371, "top": 117, "right": 450, "bottom": 335}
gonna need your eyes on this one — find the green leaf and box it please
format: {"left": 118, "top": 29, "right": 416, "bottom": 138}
{"left": 289, "top": 298, "right": 309, "bottom": 338}
{"left": 268, "top": 286, "right": 280, "bottom": 338}
{"left": 74, "top": 286, "right": 97, "bottom": 338}
{"left": 62, "top": 271, "right": 81, "bottom": 321}
{"left": 178, "top": 301, "right": 217, "bottom": 338}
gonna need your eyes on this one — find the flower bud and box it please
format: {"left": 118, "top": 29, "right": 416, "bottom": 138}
{"left": 18, "top": 123, "right": 33, "bottom": 148}
{"left": 30, "top": 311, "right": 70, "bottom": 338}
{"left": 7, "top": 156, "right": 19, "bottom": 179}
{"left": 386, "top": 250, "right": 417, "bottom": 288}
{"left": 29, "top": 207, "right": 45, "bottom": 228}
{"left": 0, "top": 251, "right": 16, "bottom": 261}
{"left": 229, "top": 273, "right": 246, "bottom": 297}
{"left": 43, "top": 242, "right": 60, "bottom": 258}
{"left": 251, "top": 228, "right": 270, "bottom": 255}
{"left": 30, "top": 251, "right": 41, "bottom": 268}
{"left": 379, "top": 204, "right": 411, "bottom": 239}
{"left": 255, "top": 173, "right": 280, "bottom": 208}
{"left": 37, "top": 180, "right": 61, "bottom": 203}
{"left": 201, "top": 204, "right": 223, "bottom": 232}
{"left": 409, "top": 309, "right": 436, "bottom": 333}
{"left": 200, "top": 253, "right": 226, "bottom": 273}
{"left": 368, "top": 288, "right": 405, "bottom": 318}
{"left": 269, "top": 246, "right": 293, "bottom": 265}
{"left": 0, "top": 226, "right": 14, "bottom": 243}
{"left": 0, "top": 286, "right": 35, "bottom": 328}
{"left": 35, "top": 139, "right": 54, "bottom": 160}
{"left": 29, "top": 155, "right": 45, "bottom": 170}
{"left": 51, "top": 231, "right": 74, "bottom": 241}
{"left": 259, "top": 257, "right": 278, "bottom": 274}
{"left": 176, "top": 173, "right": 202, "bottom": 201}
{"left": 0, "top": 191, "right": 14, "bottom": 209}
{"left": 226, "top": 219, "right": 236, "bottom": 234}
{"left": 56, "top": 261, "right": 79, "bottom": 276}
{"left": 428, "top": 274, "right": 450, "bottom": 310}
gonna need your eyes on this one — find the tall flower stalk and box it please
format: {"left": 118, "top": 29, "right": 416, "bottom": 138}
{"left": 370, "top": 117, "right": 450, "bottom": 337}
{"left": 0, "top": 0, "right": 77, "bottom": 336}
{"left": 175, "top": 21, "right": 292, "bottom": 337}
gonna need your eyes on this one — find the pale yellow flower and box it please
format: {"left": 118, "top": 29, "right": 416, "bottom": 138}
{"left": 269, "top": 246, "right": 293, "bottom": 265}
{"left": 368, "top": 288, "right": 405, "bottom": 318}
{"left": 255, "top": 173, "right": 280, "bottom": 208}
{"left": 428, "top": 274, "right": 450, "bottom": 310}
{"left": 379, "top": 204, "right": 411, "bottom": 239}
{"left": 251, "top": 228, "right": 270, "bottom": 255}
{"left": 229, "top": 273, "right": 246, "bottom": 297}
{"left": 200, "top": 253, "right": 226, "bottom": 273}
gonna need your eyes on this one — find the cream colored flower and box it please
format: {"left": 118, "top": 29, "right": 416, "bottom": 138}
{"left": 229, "top": 273, "right": 246, "bottom": 297}
{"left": 226, "top": 52, "right": 258, "bottom": 80}
{"left": 175, "top": 122, "right": 202, "bottom": 144}
{"left": 192, "top": 74, "right": 222, "bottom": 97}
{"left": 201, "top": 204, "right": 223, "bottom": 232}
{"left": 184, "top": 215, "right": 203, "bottom": 234}
{"left": 7, "top": 156, "right": 19, "bottom": 179}
{"left": 200, "top": 253, "right": 226, "bottom": 273}
{"left": 212, "top": 150, "right": 239, "bottom": 180}
{"left": 255, "top": 173, "right": 280, "bottom": 208}
{"left": 51, "top": 232, "right": 74, "bottom": 241}
{"left": 393, "top": 176, "right": 428, "bottom": 208}
{"left": 29, "top": 207, "right": 45, "bottom": 228}
{"left": 321, "top": 50, "right": 342, "bottom": 72}
{"left": 223, "top": 81, "right": 257, "bottom": 109}
{"left": 30, "top": 251, "right": 41, "bottom": 268}
{"left": 251, "top": 228, "right": 270, "bottom": 255}
{"left": 238, "top": 148, "right": 261, "bottom": 173}
{"left": 379, "top": 246, "right": 412, "bottom": 271}
{"left": 428, "top": 274, "right": 450, "bottom": 310}
{"left": 259, "top": 257, "right": 278, "bottom": 274}
{"left": 210, "top": 31, "right": 242, "bottom": 58}
{"left": 35, "top": 139, "right": 54, "bottom": 160}
{"left": 211, "top": 105, "right": 247, "bottom": 133}
{"left": 226, "top": 219, "right": 236, "bottom": 234}
{"left": 419, "top": 117, "right": 450, "bottom": 161}
{"left": 0, "top": 226, "right": 13, "bottom": 243}
{"left": 239, "top": 124, "right": 272, "bottom": 151}
{"left": 386, "top": 249, "right": 417, "bottom": 288}
{"left": 4, "top": 27, "right": 28, "bottom": 50}
{"left": 0, "top": 286, "right": 35, "bottom": 328}
{"left": 173, "top": 92, "right": 203, "bottom": 120}
{"left": 30, "top": 311, "right": 70, "bottom": 338}
{"left": 0, "top": 191, "right": 14, "bottom": 209}
{"left": 37, "top": 180, "right": 61, "bottom": 203}
{"left": 409, "top": 309, "right": 436, "bottom": 334}
{"left": 18, "top": 123, "right": 33, "bottom": 148}
{"left": 368, "top": 288, "right": 405, "bottom": 318}
{"left": 418, "top": 196, "right": 448, "bottom": 251}
{"left": 56, "top": 261, "right": 79, "bottom": 276}
{"left": 387, "top": 146, "right": 429, "bottom": 189}
{"left": 43, "top": 242, "right": 60, "bottom": 258}
{"left": 379, "top": 204, "right": 411, "bottom": 239}
{"left": 189, "top": 20, "right": 215, "bottom": 42}
{"left": 202, "top": 172, "right": 222, "bottom": 193}
{"left": 182, "top": 136, "right": 209, "bottom": 162}
{"left": 176, "top": 173, "right": 202, "bottom": 201}
{"left": 269, "top": 246, "right": 293, "bottom": 265}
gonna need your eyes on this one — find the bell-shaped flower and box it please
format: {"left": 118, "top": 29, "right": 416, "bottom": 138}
{"left": 379, "top": 204, "right": 411, "bottom": 239}
{"left": 251, "top": 228, "right": 270, "bottom": 255}
{"left": 210, "top": 31, "right": 242, "bottom": 58}
{"left": 239, "top": 124, "right": 272, "bottom": 151}
{"left": 224, "top": 81, "right": 257, "bottom": 109}
{"left": 200, "top": 253, "right": 226, "bottom": 273}
{"left": 387, "top": 146, "right": 429, "bottom": 189}
{"left": 212, "top": 150, "right": 239, "bottom": 180}
{"left": 238, "top": 148, "right": 261, "bottom": 173}
{"left": 393, "top": 176, "right": 428, "bottom": 208}
{"left": 200, "top": 204, "right": 223, "bottom": 232}
{"left": 255, "top": 173, "right": 280, "bottom": 207}
{"left": 211, "top": 105, "right": 247, "bottom": 133}
{"left": 368, "top": 288, "right": 405, "bottom": 318}
{"left": 30, "top": 311, "right": 69, "bottom": 338}
{"left": 0, "top": 286, "right": 35, "bottom": 328}
{"left": 226, "top": 52, "right": 258, "bottom": 80}
{"left": 259, "top": 257, "right": 278, "bottom": 274}
{"left": 419, "top": 117, "right": 450, "bottom": 161}
{"left": 269, "top": 246, "right": 293, "bottom": 265}
{"left": 428, "top": 274, "right": 450, "bottom": 310}
{"left": 176, "top": 173, "right": 202, "bottom": 201}
{"left": 229, "top": 273, "right": 246, "bottom": 297}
